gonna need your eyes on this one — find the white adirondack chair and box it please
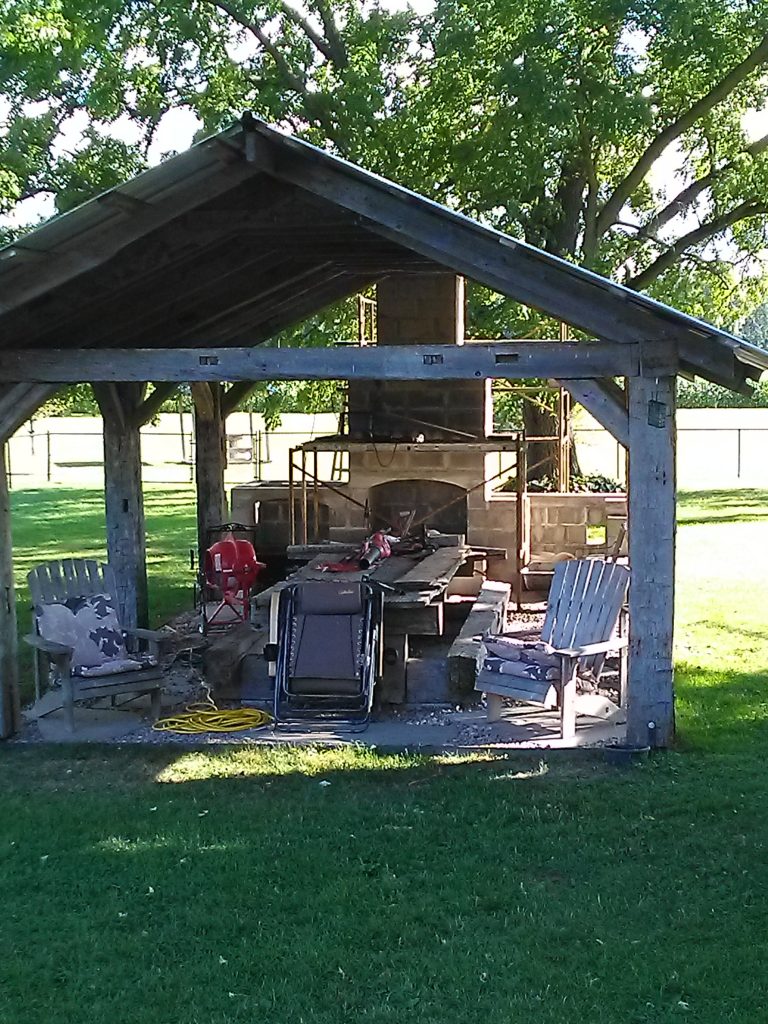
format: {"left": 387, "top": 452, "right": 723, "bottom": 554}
{"left": 25, "top": 559, "right": 165, "bottom": 732}
{"left": 476, "top": 558, "right": 630, "bottom": 739}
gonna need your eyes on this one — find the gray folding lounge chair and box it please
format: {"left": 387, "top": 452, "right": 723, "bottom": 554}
{"left": 272, "top": 579, "right": 384, "bottom": 726}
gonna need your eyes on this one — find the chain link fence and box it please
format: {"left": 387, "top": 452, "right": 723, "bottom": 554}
{"left": 7, "top": 410, "right": 768, "bottom": 491}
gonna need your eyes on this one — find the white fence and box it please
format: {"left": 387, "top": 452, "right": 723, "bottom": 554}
{"left": 6, "top": 408, "right": 768, "bottom": 491}
{"left": 5, "top": 413, "right": 341, "bottom": 488}
{"left": 574, "top": 408, "right": 768, "bottom": 489}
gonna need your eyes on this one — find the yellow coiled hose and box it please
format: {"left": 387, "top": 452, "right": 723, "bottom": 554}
{"left": 152, "top": 692, "right": 271, "bottom": 734}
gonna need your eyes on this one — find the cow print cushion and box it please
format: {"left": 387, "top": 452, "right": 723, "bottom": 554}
{"left": 36, "top": 593, "right": 128, "bottom": 672}
{"left": 483, "top": 633, "right": 559, "bottom": 669}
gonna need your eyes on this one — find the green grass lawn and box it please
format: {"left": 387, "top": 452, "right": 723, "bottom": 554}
{"left": 2, "top": 486, "right": 768, "bottom": 1023}
{"left": 11, "top": 484, "right": 198, "bottom": 629}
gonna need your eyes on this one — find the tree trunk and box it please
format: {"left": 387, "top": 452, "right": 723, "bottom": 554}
{"left": 523, "top": 398, "right": 559, "bottom": 485}
{"left": 0, "top": 444, "right": 19, "bottom": 737}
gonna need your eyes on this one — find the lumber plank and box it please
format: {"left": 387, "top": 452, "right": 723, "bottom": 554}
{"left": 384, "top": 599, "right": 444, "bottom": 637}
{"left": 395, "top": 546, "right": 468, "bottom": 591}
{"left": 447, "top": 580, "right": 511, "bottom": 699}
{"left": 0, "top": 445, "right": 19, "bottom": 736}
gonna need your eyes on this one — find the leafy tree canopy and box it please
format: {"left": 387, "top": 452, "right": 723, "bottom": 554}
{"left": 4, "top": 0, "right": 768, "bottom": 410}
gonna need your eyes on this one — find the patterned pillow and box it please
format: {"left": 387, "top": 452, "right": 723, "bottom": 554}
{"left": 483, "top": 633, "right": 559, "bottom": 669}
{"left": 36, "top": 593, "right": 128, "bottom": 671}
{"left": 482, "top": 653, "right": 560, "bottom": 682}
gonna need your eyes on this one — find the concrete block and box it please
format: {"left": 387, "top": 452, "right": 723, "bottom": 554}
{"left": 530, "top": 525, "right": 549, "bottom": 545}
{"left": 565, "top": 525, "right": 587, "bottom": 545}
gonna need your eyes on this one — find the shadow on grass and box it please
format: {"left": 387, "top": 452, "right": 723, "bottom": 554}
{"left": 678, "top": 488, "right": 768, "bottom": 525}
{"left": 676, "top": 660, "right": 768, "bottom": 754}
{"left": 5, "top": 743, "right": 768, "bottom": 1024}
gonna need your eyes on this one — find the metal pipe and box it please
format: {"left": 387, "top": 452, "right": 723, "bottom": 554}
{"left": 288, "top": 447, "right": 296, "bottom": 546}
{"left": 301, "top": 449, "right": 308, "bottom": 545}
{"left": 515, "top": 438, "right": 527, "bottom": 611}
{"left": 313, "top": 450, "right": 320, "bottom": 543}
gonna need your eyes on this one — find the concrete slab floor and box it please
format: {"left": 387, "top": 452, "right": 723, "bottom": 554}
{"left": 20, "top": 703, "right": 625, "bottom": 751}
{"left": 35, "top": 706, "right": 144, "bottom": 743}
{"left": 238, "top": 709, "right": 625, "bottom": 753}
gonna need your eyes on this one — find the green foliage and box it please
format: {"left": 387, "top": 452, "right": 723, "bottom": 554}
{"left": 741, "top": 300, "right": 768, "bottom": 346}
{"left": 38, "top": 384, "right": 100, "bottom": 416}
{"left": 4, "top": 0, "right": 768, "bottom": 419}
{"left": 677, "top": 379, "right": 768, "bottom": 409}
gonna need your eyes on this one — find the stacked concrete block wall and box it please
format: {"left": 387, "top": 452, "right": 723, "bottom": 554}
{"left": 348, "top": 380, "right": 488, "bottom": 440}
{"left": 527, "top": 493, "right": 627, "bottom": 559}
{"left": 347, "top": 273, "right": 491, "bottom": 442}
{"left": 230, "top": 483, "right": 346, "bottom": 552}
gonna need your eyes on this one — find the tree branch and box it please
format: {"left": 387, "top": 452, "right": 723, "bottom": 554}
{"left": 277, "top": 1, "right": 338, "bottom": 65}
{"left": 642, "top": 132, "right": 768, "bottom": 237}
{"left": 204, "top": 0, "right": 345, "bottom": 147}
{"left": 596, "top": 33, "right": 768, "bottom": 237}
{"left": 312, "top": 0, "right": 348, "bottom": 68}
{"left": 625, "top": 200, "right": 768, "bottom": 290}
{"left": 207, "top": 0, "right": 310, "bottom": 97}
{"left": 581, "top": 139, "right": 600, "bottom": 266}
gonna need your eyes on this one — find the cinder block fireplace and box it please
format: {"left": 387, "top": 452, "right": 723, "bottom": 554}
{"left": 230, "top": 273, "right": 626, "bottom": 581}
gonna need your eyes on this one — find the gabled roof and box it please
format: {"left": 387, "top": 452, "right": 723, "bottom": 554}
{"left": 0, "top": 113, "right": 766, "bottom": 412}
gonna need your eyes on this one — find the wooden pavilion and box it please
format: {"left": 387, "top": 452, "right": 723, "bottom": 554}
{"left": 1, "top": 113, "right": 766, "bottom": 745}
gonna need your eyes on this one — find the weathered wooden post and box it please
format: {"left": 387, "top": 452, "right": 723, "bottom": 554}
{"left": 192, "top": 383, "right": 227, "bottom": 559}
{"left": 0, "top": 443, "right": 20, "bottom": 738}
{"left": 626, "top": 354, "right": 677, "bottom": 747}
{"left": 93, "top": 383, "right": 149, "bottom": 629}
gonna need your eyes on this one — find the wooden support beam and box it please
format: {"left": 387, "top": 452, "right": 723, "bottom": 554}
{"left": 190, "top": 381, "right": 217, "bottom": 420}
{"left": 563, "top": 378, "right": 629, "bottom": 448}
{"left": 191, "top": 383, "right": 227, "bottom": 560}
{"left": 626, "top": 372, "right": 676, "bottom": 748}
{"left": 0, "top": 342, "right": 641, "bottom": 383}
{"left": 93, "top": 383, "right": 149, "bottom": 629}
{"left": 221, "top": 381, "right": 256, "bottom": 417}
{"left": 133, "top": 383, "right": 178, "bottom": 427}
{"left": 0, "top": 384, "right": 57, "bottom": 442}
{"left": 0, "top": 444, "right": 20, "bottom": 738}
{"left": 93, "top": 383, "right": 127, "bottom": 429}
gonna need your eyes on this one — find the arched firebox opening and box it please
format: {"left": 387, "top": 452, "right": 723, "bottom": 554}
{"left": 368, "top": 479, "right": 467, "bottom": 536}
